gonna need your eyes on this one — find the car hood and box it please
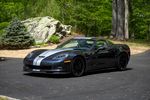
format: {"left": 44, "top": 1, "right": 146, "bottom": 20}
{"left": 36, "top": 48, "right": 74, "bottom": 57}
{"left": 24, "top": 48, "right": 89, "bottom": 66}
{"left": 28, "top": 48, "right": 86, "bottom": 59}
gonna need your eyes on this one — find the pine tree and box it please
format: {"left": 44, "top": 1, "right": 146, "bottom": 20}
{"left": 1, "top": 18, "right": 34, "bottom": 49}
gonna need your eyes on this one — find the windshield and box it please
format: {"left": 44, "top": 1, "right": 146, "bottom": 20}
{"left": 57, "top": 39, "right": 95, "bottom": 49}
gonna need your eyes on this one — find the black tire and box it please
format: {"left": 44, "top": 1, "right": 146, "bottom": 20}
{"left": 72, "top": 57, "right": 85, "bottom": 77}
{"left": 117, "top": 53, "right": 129, "bottom": 71}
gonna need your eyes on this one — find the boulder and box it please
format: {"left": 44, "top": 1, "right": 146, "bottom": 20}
{"left": 22, "top": 16, "right": 72, "bottom": 44}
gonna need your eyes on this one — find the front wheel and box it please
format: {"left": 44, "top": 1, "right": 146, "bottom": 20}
{"left": 72, "top": 57, "right": 85, "bottom": 77}
{"left": 117, "top": 53, "right": 129, "bottom": 71}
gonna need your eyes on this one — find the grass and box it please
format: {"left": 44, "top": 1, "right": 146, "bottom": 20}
{"left": 34, "top": 42, "right": 49, "bottom": 47}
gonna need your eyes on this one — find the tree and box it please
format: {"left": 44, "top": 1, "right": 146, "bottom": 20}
{"left": 72, "top": 0, "right": 112, "bottom": 36}
{"left": 111, "top": 0, "right": 118, "bottom": 38}
{"left": 111, "top": 0, "right": 129, "bottom": 40}
{"left": 116, "top": 0, "right": 125, "bottom": 40}
{"left": 0, "top": 1, "right": 24, "bottom": 22}
{"left": 0, "top": 18, "right": 34, "bottom": 49}
{"left": 129, "top": 0, "right": 150, "bottom": 40}
{"left": 124, "top": 0, "right": 129, "bottom": 39}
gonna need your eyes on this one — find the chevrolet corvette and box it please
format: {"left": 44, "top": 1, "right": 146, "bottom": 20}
{"left": 23, "top": 37, "right": 130, "bottom": 77}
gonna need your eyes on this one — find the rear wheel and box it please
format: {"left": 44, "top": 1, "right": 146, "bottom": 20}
{"left": 117, "top": 53, "right": 129, "bottom": 71}
{"left": 72, "top": 57, "right": 85, "bottom": 77}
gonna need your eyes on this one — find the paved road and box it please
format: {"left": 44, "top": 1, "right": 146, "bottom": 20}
{"left": 0, "top": 51, "right": 150, "bottom": 100}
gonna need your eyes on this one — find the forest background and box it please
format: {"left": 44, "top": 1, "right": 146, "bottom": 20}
{"left": 0, "top": 0, "right": 150, "bottom": 40}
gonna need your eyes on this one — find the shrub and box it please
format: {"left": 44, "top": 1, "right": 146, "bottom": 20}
{"left": 0, "top": 30, "right": 4, "bottom": 36}
{"left": 49, "top": 35, "right": 60, "bottom": 44}
{"left": 0, "top": 18, "right": 35, "bottom": 49}
{"left": 0, "top": 22, "right": 9, "bottom": 30}
{"left": 0, "top": 38, "right": 2, "bottom": 49}
{"left": 0, "top": 22, "right": 9, "bottom": 36}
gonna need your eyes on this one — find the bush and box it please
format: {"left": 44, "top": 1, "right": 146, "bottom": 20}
{"left": 0, "top": 30, "right": 4, "bottom": 36}
{"left": 0, "top": 38, "right": 2, "bottom": 49}
{"left": 0, "top": 22, "right": 9, "bottom": 36}
{"left": 0, "top": 22, "right": 9, "bottom": 30}
{"left": 49, "top": 35, "right": 60, "bottom": 44}
{"left": 0, "top": 18, "right": 35, "bottom": 49}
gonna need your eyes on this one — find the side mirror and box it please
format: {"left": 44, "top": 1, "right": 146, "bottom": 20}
{"left": 95, "top": 46, "right": 105, "bottom": 53}
{"left": 98, "top": 46, "right": 105, "bottom": 50}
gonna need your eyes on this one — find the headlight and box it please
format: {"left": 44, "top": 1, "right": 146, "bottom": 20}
{"left": 26, "top": 52, "right": 33, "bottom": 58}
{"left": 52, "top": 54, "right": 69, "bottom": 60}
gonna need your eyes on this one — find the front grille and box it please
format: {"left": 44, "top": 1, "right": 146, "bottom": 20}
{"left": 27, "top": 65, "right": 51, "bottom": 70}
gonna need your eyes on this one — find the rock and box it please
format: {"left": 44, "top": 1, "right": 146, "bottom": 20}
{"left": 61, "top": 25, "right": 72, "bottom": 35}
{"left": 55, "top": 32, "right": 63, "bottom": 39}
{"left": 22, "top": 16, "right": 72, "bottom": 44}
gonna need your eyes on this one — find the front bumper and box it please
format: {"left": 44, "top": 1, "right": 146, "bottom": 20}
{"left": 23, "top": 59, "right": 72, "bottom": 74}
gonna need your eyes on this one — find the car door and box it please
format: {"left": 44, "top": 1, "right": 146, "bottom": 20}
{"left": 94, "top": 40, "right": 116, "bottom": 69}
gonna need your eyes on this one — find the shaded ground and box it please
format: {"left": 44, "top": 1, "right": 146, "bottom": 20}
{"left": 0, "top": 50, "right": 150, "bottom": 100}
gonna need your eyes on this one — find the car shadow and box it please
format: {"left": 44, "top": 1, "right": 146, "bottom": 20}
{"left": 23, "top": 67, "right": 133, "bottom": 78}
{"left": 2, "top": 56, "right": 132, "bottom": 79}
{"left": 84, "top": 67, "right": 133, "bottom": 76}
{"left": 24, "top": 73, "right": 73, "bottom": 78}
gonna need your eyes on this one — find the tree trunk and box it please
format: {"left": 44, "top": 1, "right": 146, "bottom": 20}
{"left": 124, "top": 0, "right": 129, "bottom": 40}
{"left": 111, "top": 0, "right": 129, "bottom": 40}
{"left": 129, "top": 0, "right": 134, "bottom": 39}
{"left": 116, "top": 0, "right": 125, "bottom": 40}
{"left": 111, "top": 0, "right": 118, "bottom": 38}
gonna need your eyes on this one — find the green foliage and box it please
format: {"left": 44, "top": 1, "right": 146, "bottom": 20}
{"left": 22, "top": 0, "right": 61, "bottom": 20}
{"left": 0, "top": 1, "right": 24, "bottom": 22}
{"left": 0, "top": 37, "right": 2, "bottom": 48}
{"left": 0, "top": 0, "right": 111, "bottom": 36}
{"left": 0, "top": 22, "right": 9, "bottom": 30}
{"left": 0, "top": 22, "right": 9, "bottom": 36}
{"left": 0, "top": 18, "right": 35, "bottom": 49}
{"left": 49, "top": 35, "right": 60, "bottom": 44}
{"left": 0, "top": 0, "right": 150, "bottom": 40}
{"left": 130, "top": 0, "right": 150, "bottom": 39}
{"left": 0, "top": 30, "right": 4, "bottom": 35}
{"left": 56, "top": 0, "right": 112, "bottom": 36}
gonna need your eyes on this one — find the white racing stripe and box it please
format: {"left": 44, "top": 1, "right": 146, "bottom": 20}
{"left": 33, "top": 49, "right": 65, "bottom": 66}
{"left": 33, "top": 50, "right": 49, "bottom": 66}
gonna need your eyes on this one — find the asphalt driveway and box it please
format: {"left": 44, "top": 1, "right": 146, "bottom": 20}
{"left": 0, "top": 50, "right": 150, "bottom": 100}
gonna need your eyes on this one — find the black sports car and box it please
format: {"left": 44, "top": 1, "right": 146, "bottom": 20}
{"left": 23, "top": 37, "right": 130, "bottom": 76}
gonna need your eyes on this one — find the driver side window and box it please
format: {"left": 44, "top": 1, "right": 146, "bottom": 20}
{"left": 95, "top": 40, "right": 107, "bottom": 49}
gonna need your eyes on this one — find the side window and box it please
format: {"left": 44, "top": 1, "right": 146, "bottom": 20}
{"left": 96, "top": 40, "right": 107, "bottom": 49}
{"left": 107, "top": 40, "right": 114, "bottom": 45}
